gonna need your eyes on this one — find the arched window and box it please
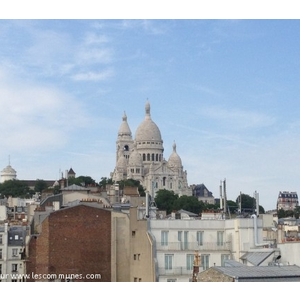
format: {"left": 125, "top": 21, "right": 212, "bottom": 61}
{"left": 143, "top": 154, "right": 146, "bottom": 161}
{"left": 163, "top": 177, "right": 166, "bottom": 186}
{"left": 124, "top": 145, "right": 129, "bottom": 151}
{"left": 156, "top": 154, "right": 158, "bottom": 161}
{"left": 147, "top": 153, "right": 150, "bottom": 161}
{"left": 152, "top": 153, "right": 155, "bottom": 161}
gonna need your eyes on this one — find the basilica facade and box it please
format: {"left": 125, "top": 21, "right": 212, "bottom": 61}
{"left": 111, "top": 101, "right": 192, "bottom": 198}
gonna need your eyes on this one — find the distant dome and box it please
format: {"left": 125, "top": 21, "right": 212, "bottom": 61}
{"left": 168, "top": 142, "right": 182, "bottom": 169}
{"left": 1, "top": 165, "right": 17, "bottom": 174}
{"left": 1, "top": 164, "right": 17, "bottom": 183}
{"left": 135, "top": 102, "right": 162, "bottom": 143}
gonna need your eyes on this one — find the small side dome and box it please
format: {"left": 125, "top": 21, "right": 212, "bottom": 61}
{"left": 117, "top": 149, "right": 128, "bottom": 170}
{"left": 168, "top": 141, "right": 182, "bottom": 169}
{"left": 128, "top": 142, "right": 143, "bottom": 166}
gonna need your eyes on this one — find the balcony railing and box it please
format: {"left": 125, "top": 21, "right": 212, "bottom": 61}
{"left": 156, "top": 241, "right": 231, "bottom": 251}
{"left": 158, "top": 267, "right": 194, "bottom": 276}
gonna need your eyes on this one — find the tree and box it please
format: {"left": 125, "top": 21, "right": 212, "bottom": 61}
{"left": 154, "top": 189, "right": 178, "bottom": 214}
{"left": 235, "top": 193, "right": 265, "bottom": 214}
{"left": 277, "top": 208, "right": 286, "bottom": 219}
{"left": 0, "top": 180, "right": 32, "bottom": 198}
{"left": 173, "top": 195, "right": 203, "bottom": 215}
{"left": 68, "top": 176, "right": 96, "bottom": 187}
{"left": 226, "top": 200, "right": 238, "bottom": 214}
{"left": 99, "top": 177, "right": 114, "bottom": 189}
{"left": 117, "top": 179, "right": 146, "bottom": 196}
{"left": 34, "top": 179, "right": 49, "bottom": 193}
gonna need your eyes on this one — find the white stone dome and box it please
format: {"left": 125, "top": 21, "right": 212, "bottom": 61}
{"left": 135, "top": 102, "right": 162, "bottom": 142}
{"left": 128, "top": 143, "right": 143, "bottom": 166}
{"left": 116, "top": 148, "right": 127, "bottom": 169}
{"left": 168, "top": 142, "right": 182, "bottom": 169}
{"left": 1, "top": 164, "right": 17, "bottom": 183}
{"left": 1, "top": 164, "right": 17, "bottom": 175}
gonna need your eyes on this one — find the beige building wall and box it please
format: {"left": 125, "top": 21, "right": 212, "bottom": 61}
{"left": 111, "top": 207, "right": 156, "bottom": 282}
{"left": 111, "top": 211, "right": 130, "bottom": 282}
{"left": 129, "top": 207, "right": 156, "bottom": 282}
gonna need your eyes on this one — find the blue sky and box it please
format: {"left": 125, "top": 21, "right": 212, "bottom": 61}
{"left": 0, "top": 19, "right": 300, "bottom": 211}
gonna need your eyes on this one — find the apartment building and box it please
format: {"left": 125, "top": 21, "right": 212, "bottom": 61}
{"left": 0, "top": 223, "right": 28, "bottom": 282}
{"left": 277, "top": 191, "right": 299, "bottom": 211}
{"left": 148, "top": 211, "right": 278, "bottom": 282}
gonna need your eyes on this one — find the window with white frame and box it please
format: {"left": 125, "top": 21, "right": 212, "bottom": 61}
{"left": 165, "top": 254, "right": 173, "bottom": 270}
{"left": 178, "top": 231, "right": 183, "bottom": 249}
{"left": 186, "top": 254, "right": 194, "bottom": 271}
{"left": 221, "top": 254, "right": 230, "bottom": 266}
{"left": 12, "top": 248, "right": 18, "bottom": 257}
{"left": 197, "top": 231, "right": 203, "bottom": 246}
{"left": 217, "top": 231, "right": 224, "bottom": 246}
{"left": 201, "top": 254, "right": 209, "bottom": 270}
{"left": 184, "top": 231, "right": 189, "bottom": 250}
{"left": 12, "top": 264, "right": 18, "bottom": 272}
{"left": 161, "top": 231, "right": 169, "bottom": 246}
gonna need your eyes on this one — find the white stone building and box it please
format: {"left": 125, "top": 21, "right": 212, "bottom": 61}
{"left": 1, "top": 164, "right": 17, "bottom": 183}
{"left": 0, "top": 224, "right": 27, "bottom": 282}
{"left": 111, "top": 101, "right": 192, "bottom": 198}
{"left": 149, "top": 213, "right": 278, "bottom": 282}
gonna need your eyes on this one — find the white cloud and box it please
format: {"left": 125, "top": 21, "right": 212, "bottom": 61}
{"left": 0, "top": 68, "right": 90, "bottom": 153}
{"left": 71, "top": 69, "right": 114, "bottom": 81}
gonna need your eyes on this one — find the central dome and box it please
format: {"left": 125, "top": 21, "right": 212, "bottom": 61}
{"left": 135, "top": 102, "right": 162, "bottom": 142}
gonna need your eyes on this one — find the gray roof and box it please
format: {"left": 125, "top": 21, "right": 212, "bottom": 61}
{"left": 213, "top": 265, "right": 300, "bottom": 280}
{"left": 224, "top": 260, "right": 245, "bottom": 267}
{"left": 240, "top": 251, "right": 275, "bottom": 266}
{"left": 60, "top": 184, "right": 90, "bottom": 191}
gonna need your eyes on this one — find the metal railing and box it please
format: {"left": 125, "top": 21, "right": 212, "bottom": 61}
{"left": 156, "top": 241, "right": 231, "bottom": 251}
{"left": 158, "top": 267, "right": 194, "bottom": 276}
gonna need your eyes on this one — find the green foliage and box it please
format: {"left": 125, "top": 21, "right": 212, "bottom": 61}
{"left": 155, "top": 189, "right": 221, "bottom": 215}
{"left": 235, "top": 193, "right": 265, "bottom": 214}
{"left": 0, "top": 180, "right": 32, "bottom": 198}
{"left": 154, "top": 189, "right": 178, "bottom": 214}
{"left": 278, "top": 206, "right": 300, "bottom": 219}
{"left": 259, "top": 205, "right": 265, "bottom": 214}
{"left": 99, "top": 177, "right": 114, "bottom": 188}
{"left": 34, "top": 179, "right": 49, "bottom": 193}
{"left": 236, "top": 193, "right": 256, "bottom": 209}
{"left": 117, "top": 179, "right": 146, "bottom": 196}
{"left": 226, "top": 200, "right": 238, "bottom": 213}
{"left": 68, "top": 176, "right": 96, "bottom": 187}
{"left": 173, "top": 195, "right": 203, "bottom": 215}
{"left": 53, "top": 185, "right": 61, "bottom": 195}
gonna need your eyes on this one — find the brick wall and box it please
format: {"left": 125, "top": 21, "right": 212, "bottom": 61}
{"left": 26, "top": 204, "right": 111, "bottom": 282}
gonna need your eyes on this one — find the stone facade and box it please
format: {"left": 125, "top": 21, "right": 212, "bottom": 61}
{"left": 198, "top": 267, "right": 234, "bottom": 282}
{"left": 277, "top": 191, "right": 299, "bottom": 211}
{"left": 111, "top": 101, "right": 192, "bottom": 199}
